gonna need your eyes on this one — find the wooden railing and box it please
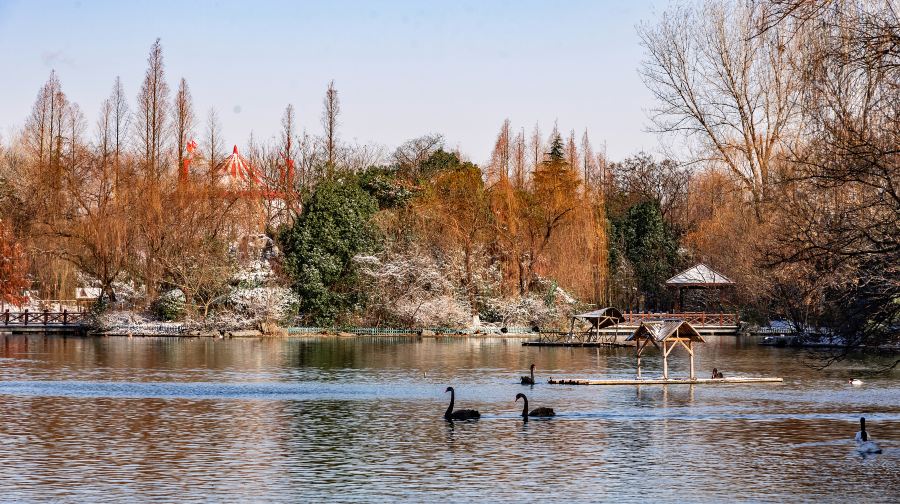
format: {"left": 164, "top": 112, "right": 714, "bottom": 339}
{"left": 2, "top": 309, "right": 87, "bottom": 326}
{"left": 533, "top": 330, "right": 622, "bottom": 345}
{"left": 621, "top": 312, "right": 738, "bottom": 326}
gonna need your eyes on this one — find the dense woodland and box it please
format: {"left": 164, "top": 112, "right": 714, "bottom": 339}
{"left": 0, "top": 0, "right": 896, "bottom": 348}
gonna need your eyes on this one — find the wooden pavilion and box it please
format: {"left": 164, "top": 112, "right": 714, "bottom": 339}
{"left": 666, "top": 263, "right": 734, "bottom": 311}
{"left": 625, "top": 320, "right": 704, "bottom": 380}
{"left": 567, "top": 307, "right": 625, "bottom": 343}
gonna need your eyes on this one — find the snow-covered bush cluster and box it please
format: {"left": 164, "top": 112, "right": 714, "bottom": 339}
{"left": 228, "top": 286, "right": 298, "bottom": 324}
{"left": 479, "top": 278, "right": 579, "bottom": 328}
{"left": 355, "top": 247, "right": 584, "bottom": 329}
{"left": 355, "top": 250, "right": 472, "bottom": 327}
{"left": 224, "top": 257, "right": 299, "bottom": 326}
{"left": 155, "top": 289, "right": 186, "bottom": 320}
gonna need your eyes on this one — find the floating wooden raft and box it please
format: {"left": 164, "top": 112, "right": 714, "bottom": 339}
{"left": 548, "top": 377, "right": 783, "bottom": 385}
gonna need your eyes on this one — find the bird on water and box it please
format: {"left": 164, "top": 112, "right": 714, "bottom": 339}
{"left": 444, "top": 387, "right": 480, "bottom": 421}
{"left": 521, "top": 363, "right": 536, "bottom": 385}
{"left": 855, "top": 417, "right": 882, "bottom": 454}
{"left": 515, "top": 393, "right": 555, "bottom": 420}
{"left": 848, "top": 378, "right": 863, "bottom": 386}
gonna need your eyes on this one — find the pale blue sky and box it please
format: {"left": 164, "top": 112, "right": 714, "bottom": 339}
{"left": 0, "top": 0, "right": 663, "bottom": 163}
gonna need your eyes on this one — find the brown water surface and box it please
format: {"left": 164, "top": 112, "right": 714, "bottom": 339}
{"left": 0, "top": 334, "right": 897, "bottom": 502}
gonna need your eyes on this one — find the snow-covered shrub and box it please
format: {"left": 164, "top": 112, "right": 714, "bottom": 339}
{"left": 232, "top": 259, "right": 275, "bottom": 287}
{"left": 481, "top": 295, "right": 555, "bottom": 327}
{"left": 228, "top": 286, "right": 299, "bottom": 324}
{"left": 155, "top": 289, "right": 186, "bottom": 321}
{"left": 355, "top": 249, "right": 474, "bottom": 327}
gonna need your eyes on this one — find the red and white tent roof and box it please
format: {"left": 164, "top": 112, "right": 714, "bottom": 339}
{"left": 221, "top": 145, "right": 264, "bottom": 184}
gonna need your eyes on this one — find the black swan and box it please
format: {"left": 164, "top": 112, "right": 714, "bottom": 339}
{"left": 515, "top": 393, "right": 555, "bottom": 419}
{"left": 855, "top": 417, "right": 882, "bottom": 454}
{"left": 444, "top": 387, "right": 480, "bottom": 421}
{"left": 520, "top": 364, "right": 536, "bottom": 385}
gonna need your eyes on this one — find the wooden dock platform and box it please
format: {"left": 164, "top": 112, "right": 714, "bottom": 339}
{"left": 522, "top": 341, "right": 629, "bottom": 348}
{"left": 548, "top": 377, "right": 783, "bottom": 385}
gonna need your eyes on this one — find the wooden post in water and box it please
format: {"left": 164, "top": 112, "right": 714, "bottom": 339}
{"left": 662, "top": 340, "right": 668, "bottom": 379}
{"left": 636, "top": 338, "right": 642, "bottom": 379}
{"left": 689, "top": 340, "right": 695, "bottom": 380}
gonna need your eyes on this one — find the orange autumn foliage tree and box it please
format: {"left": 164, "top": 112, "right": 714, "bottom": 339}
{"left": 488, "top": 125, "right": 608, "bottom": 304}
{"left": 415, "top": 155, "right": 492, "bottom": 318}
{"left": 0, "top": 219, "right": 29, "bottom": 305}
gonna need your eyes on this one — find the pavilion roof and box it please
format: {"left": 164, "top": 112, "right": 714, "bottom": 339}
{"left": 625, "top": 320, "right": 705, "bottom": 343}
{"left": 572, "top": 307, "right": 624, "bottom": 329}
{"left": 666, "top": 263, "right": 734, "bottom": 287}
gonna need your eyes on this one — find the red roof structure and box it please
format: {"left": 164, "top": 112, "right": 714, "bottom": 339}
{"left": 221, "top": 145, "right": 264, "bottom": 184}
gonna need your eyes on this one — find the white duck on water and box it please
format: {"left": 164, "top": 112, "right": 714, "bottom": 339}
{"left": 855, "top": 417, "right": 882, "bottom": 454}
{"left": 849, "top": 378, "right": 863, "bottom": 386}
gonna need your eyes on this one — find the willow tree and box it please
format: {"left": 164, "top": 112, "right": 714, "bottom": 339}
{"left": 416, "top": 154, "right": 493, "bottom": 321}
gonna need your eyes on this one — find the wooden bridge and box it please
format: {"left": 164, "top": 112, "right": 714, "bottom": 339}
{"left": 1, "top": 310, "right": 88, "bottom": 334}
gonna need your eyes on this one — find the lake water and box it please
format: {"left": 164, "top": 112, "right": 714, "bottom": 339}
{"left": 0, "top": 334, "right": 897, "bottom": 502}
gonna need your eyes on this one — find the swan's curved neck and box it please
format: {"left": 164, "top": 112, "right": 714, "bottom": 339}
{"left": 445, "top": 390, "right": 455, "bottom": 419}
{"left": 530, "top": 367, "right": 534, "bottom": 380}
{"left": 520, "top": 396, "right": 529, "bottom": 417}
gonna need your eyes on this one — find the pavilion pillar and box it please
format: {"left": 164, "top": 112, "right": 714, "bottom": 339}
{"left": 635, "top": 339, "right": 643, "bottom": 379}
{"left": 689, "top": 340, "right": 695, "bottom": 380}
{"left": 662, "top": 340, "right": 668, "bottom": 380}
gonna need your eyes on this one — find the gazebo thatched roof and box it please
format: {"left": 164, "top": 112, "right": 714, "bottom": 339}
{"left": 625, "top": 320, "right": 705, "bottom": 343}
{"left": 572, "top": 307, "right": 625, "bottom": 329}
{"left": 666, "top": 263, "right": 733, "bottom": 288}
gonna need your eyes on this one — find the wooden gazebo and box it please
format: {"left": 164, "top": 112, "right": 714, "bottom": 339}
{"left": 666, "top": 263, "right": 733, "bottom": 311}
{"left": 625, "top": 320, "right": 704, "bottom": 380}
{"left": 567, "top": 307, "right": 625, "bottom": 343}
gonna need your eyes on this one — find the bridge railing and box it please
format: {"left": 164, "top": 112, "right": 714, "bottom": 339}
{"left": 2, "top": 309, "right": 87, "bottom": 326}
{"left": 621, "top": 312, "right": 738, "bottom": 326}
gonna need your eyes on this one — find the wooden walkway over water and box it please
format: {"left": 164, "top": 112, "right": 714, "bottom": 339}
{"left": 1, "top": 310, "right": 87, "bottom": 334}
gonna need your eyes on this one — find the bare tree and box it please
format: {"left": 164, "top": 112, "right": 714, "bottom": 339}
{"left": 762, "top": 0, "right": 900, "bottom": 355}
{"left": 322, "top": 79, "right": 340, "bottom": 172}
{"left": 638, "top": 0, "right": 798, "bottom": 211}
{"left": 512, "top": 128, "right": 526, "bottom": 188}
{"left": 135, "top": 38, "right": 170, "bottom": 179}
{"left": 580, "top": 130, "right": 597, "bottom": 189}
{"left": 110, "top": 78, "right": 129, "bottom": 161}
{"left": 65, "top": 103, "right": 85, "bottom": 175}
{"left": 173, "top": 78, "right": 195, "bottom": 181}
{"left": 393, "top": 133, "right": 443, "bottom": 180}
{"left": 203, "top": 108, "right": 224, "bottom": 184}
{"left": 280, "top": 104, "right": 296, "bottom": 186}
{"left": 565, "top": 130, "right": 578, "bottom": 174}
{"left": 23, "top": 72, "right": 69, "bottom": 211}
{"left": 23, "top": 71, "right": 62, "bottom": 167}
{"left": 529, "top": 123, "right": 542, "bottom": 173}
{"left": 489, "top": 119, "right": 511, "bottom": 181}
